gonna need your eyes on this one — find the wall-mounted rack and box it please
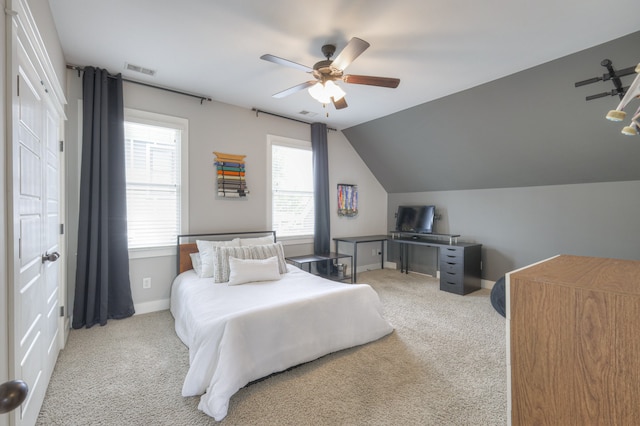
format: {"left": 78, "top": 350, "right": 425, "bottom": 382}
{"left": 574, "top": 59, "right": 637, "bottom": 101}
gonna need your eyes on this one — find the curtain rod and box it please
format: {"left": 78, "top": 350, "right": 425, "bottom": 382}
{"left": 67, "top": 65, "right": 212, "bottom": 104}
{"left": 252, "top": 108, "right": 337, "bottom": 131}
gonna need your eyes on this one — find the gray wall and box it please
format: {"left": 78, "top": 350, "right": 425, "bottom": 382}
{"left": 388, "top": 180, "right": 640, "bottom": 281}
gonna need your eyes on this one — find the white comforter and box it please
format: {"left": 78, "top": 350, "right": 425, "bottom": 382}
{"left": 170, "top": 264, "right": 393, "bottom": 421}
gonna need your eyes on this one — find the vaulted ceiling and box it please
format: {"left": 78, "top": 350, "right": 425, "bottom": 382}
{"left": 48, "top": 1, "right": 640, "bottom": 192}
{"left": 344, "top": 31, "right": 640, "bottom": 192}
{"left": 49, "top": 0, "right": 639, "bottom": 130}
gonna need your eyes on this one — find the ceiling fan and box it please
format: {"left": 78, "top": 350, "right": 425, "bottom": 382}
{"left": 260, "top": 37, "right": 400, "bottom": 110}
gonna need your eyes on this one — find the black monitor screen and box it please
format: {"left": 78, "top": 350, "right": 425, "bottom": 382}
{"left": 395, "top": 205, "right": 435, "bottom": 233}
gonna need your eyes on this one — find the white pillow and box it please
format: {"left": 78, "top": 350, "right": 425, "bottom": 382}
{"left": 189, "top": 253, "right": 202, "bottom": 276}
{"left": 212, "top": 242, "right": 287, "bottom": 283}
{"left": 196, "top": 238, "right": 241, "bottom": 278}
{"left": 227, "top": 256, "right": 281, "bottom": 285}
{"left": 239, "top": 234, "right": 275, "bottom": 246}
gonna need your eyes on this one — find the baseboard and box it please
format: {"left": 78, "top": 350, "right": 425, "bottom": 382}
{"left": 354, "top": 261, "right": 398, "bottom": 273}
{"left": 355, "top": 263, "right": 378, "bottom": 273}
{"left": 482, "top": 279, "right": 496, "bottom": 289}
{"left": 134, "top": 299, "right": 170, "bottom": 315}
{"left": 399, "top": 268, "right": 496, "bottom": 290}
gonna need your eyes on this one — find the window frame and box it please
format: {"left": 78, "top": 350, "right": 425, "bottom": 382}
{"left": 266, "top": 134, "right": 314, "bottom": 245}
{"left": 124, "top": 108, "right": 189, "bottom": 258}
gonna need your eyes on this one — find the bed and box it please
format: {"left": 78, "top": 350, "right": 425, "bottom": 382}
{"left": 170, "top": 231, "right": 394, "bottom": 421}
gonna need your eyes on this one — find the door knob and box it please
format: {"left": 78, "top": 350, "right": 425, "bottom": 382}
{"left": 41, "top": 251, "right": 60, "bottom": 263}
{"left": 0, "top": 380, "right": 28, "bottom": 414}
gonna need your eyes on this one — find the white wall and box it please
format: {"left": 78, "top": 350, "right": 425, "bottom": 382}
{"left": 389, "top": 180, "right": 640, "bottom": 281}
{"left": 64, "top": 75, "right": 388, "bottom": 313}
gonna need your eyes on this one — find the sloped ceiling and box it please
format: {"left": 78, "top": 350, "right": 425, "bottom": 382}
{"left": 343, "top": 31, "right": 640, "bottom": 192}
{"left": 48, "top": 0, "right": 639, "bottom": 130}
{"left": 47, "top": 1, "right": 640, "bottom": 193}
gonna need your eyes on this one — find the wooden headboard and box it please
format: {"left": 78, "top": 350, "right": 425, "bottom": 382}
{"left": 179, "top": 243, "right": 199, "bottom": 274}
{"left": 176, "top": 231, "right": 277, "bottom": 275}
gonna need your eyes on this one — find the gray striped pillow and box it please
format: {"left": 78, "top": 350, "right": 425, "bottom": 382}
{"left": 212, "top": 242, "right": 286, "bottom": 283}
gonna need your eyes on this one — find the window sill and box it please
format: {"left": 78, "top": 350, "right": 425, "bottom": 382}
{"left": 129, "top": 246, "right": 175, "bottom": 259}
{"left": 277, "top": 236, "right": 314, "bottom": 246}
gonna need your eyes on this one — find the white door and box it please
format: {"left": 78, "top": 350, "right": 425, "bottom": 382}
{"left": 43, "top": 94, "right": 62, "bottom": 381}
{"left": 8, "top": 27, "right": 62, "bottom": 426}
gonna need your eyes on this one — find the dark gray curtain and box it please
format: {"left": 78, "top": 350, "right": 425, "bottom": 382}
{"left": 72, "top": 67, "right": 134, "bottom": 329}
{"left": 311, "top": 123, "right": 330, "bottom": 255}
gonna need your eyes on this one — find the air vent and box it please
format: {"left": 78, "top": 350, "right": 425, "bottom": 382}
{"left": 298, "top": 110, "right": 317, "bottom": 117}
{"left": 125, "top": 63, "right": 156, "bottom": 76}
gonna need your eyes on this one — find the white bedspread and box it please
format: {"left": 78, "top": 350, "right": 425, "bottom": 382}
{"left": 170, "top": 265, "right": 393, "bottom": 421}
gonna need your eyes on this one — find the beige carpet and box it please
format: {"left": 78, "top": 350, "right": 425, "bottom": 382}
{"left": 36, "top": 269, "right": 507, "bottom": 425}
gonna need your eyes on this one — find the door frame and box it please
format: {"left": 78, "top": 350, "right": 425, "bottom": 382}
{"left": 2, "top": 0, "right": 10, "bottom": 423}
{"left": 5, "top": 1, "right": 67, "bottom": 424}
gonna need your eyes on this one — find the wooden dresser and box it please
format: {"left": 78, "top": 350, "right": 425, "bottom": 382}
{"left": 506, "top": 255, "right": 640, "bottom": 425}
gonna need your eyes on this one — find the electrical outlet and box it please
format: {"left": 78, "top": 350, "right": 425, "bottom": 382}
{"left": 143, "top": 277, "right": 151, "bottom": 289}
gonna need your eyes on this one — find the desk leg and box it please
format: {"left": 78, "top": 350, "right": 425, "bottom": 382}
{"left": 404, "top": 244, "right": 409, "bottom": 274}
{"left": 380, "top": 240, "right": 385, "bottom": 270}
{"left": 351, "top": 254, "right": 354, "bottom": 284}
{"left": 352, "top": 242, "right": 358, "bottom": 282}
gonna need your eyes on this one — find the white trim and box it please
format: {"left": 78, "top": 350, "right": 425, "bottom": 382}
{"left": 128, "top": 246, "right": 176, "bottom": 259}
{"left": 266, "top": 134, "right": 313, "bottom": 239}
{"left": 123, "top": 108, "right": 189, "bottom": 257}
{"left": 384, "top": 261, "right": 397, "bottom": 269}
{"left": 12, "top": 0, "right": 67, "bottom": 116}
{"left": 482, "top": 279, "right": 495, "bottom": 289}
{"left": 134, "top": 299, "right": 170, "bottom": 315}
{"left": 278, "top": 236, "right": 314, "bottom": 245}
{"left": 356, "top": 263, "right": 385, "bottom": 273}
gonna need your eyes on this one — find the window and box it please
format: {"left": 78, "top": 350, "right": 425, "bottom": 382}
{"left": 124, "top": 109, "right": 188, "bottom": 254}
{"left": 267, "top": 136, "right": 314, "bottom": 239}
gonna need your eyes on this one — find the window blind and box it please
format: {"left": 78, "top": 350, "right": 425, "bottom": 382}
{"left": 271, "top": 143, "right": 314, "bottom": 237}
{"left": 124, "top": 121, "right": 181, "bottom": 249}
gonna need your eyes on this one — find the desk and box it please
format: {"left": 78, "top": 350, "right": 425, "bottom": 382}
{"left": 286, "top": 252, "right": 354, "bottom": 283}
{"left": 393, "top": 236, "right": 482, "bottom": 295}
{"left": 333, "top": 235, "right": 389, "bottom": 282}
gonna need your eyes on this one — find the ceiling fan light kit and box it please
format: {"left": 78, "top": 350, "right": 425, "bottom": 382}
{"left": 308, "top": 80, "right": 346, "bottom": 104}
{"left": 261, "top": 37, "right": 400, "bottom": 110}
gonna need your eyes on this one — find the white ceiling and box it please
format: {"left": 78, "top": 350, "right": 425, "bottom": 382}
{"left": 49, "top": 0, "right": 640, "bottom": 130}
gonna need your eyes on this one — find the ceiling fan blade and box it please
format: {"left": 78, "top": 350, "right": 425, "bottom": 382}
{"left": 260, "top": 54, "right": 313, "bottom": 73}
{"left": 333, "top": 97, "right": 348, "bottom": 110}
{"left": 331, "top": 37, "right": 370, "bottom": 71}
{"left": 343, "top": 74, "right": 400, "bottom": 88}
{"left": 272, "top": 81, "right": 316, "bottom": 98}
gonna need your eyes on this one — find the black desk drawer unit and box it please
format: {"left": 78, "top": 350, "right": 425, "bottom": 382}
{"left": 439, "top": 245, "right": 482, "bottom": 295}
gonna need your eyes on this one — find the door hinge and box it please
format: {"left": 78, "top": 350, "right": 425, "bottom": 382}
{"left": 59, "top": 140, "right": 64, "bottom": 152}
{"left": 60, "top": 223, "right": 64, "bottom": 235}
{"left": 16, "top": 74, "right": 19, "bottom": 97}
{"left": 59, "top": 306, "right": 64, "bottom": 317}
